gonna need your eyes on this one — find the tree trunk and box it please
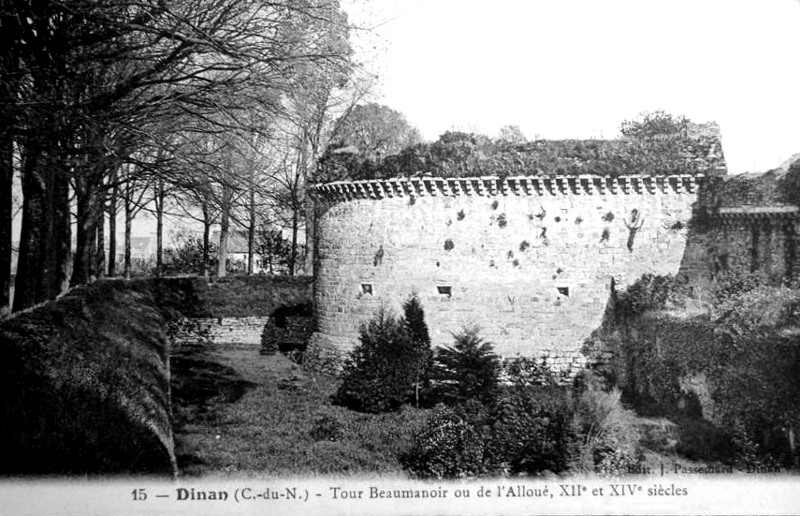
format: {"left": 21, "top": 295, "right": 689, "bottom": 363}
{"left": 155, "top": 178, "right": 164, "bottom": 277}
{"left": 95, "top": 197, "right": 105, "bottom": 279}
{"left": 203, "top": 218, "right": 211, "bottom": 278}
{"left": 247, "top": 185, "right": 256, "bottom": 275}
{"left": 303, "top": 195, "right": 315, "bottom": 277}
{"left": 108, "top": 170, "right": 117, "bottom": 277}
{"left": 124, "top": 182, "right": 133, "bottom": 280}
{"left": 71, "top": 177, "right": 99, "bottom": 285}
{"left": 290, "top": 206, "right": 298, "bottom": 277}
{"left": 55, "top": 171, "right": 71, "bottom": 295}
{"left": 217, "top": 185, "right": 231, "bottom": 278}
{"left": 13, "top": 137, "right": 70, "bottom": 311}
{"left": 0, "top": 127, "right": 12, "bottom": 315}
{"left": 0, "top": 16, "right": 16, "bottom": 314}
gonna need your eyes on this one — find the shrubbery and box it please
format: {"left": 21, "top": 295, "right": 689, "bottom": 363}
{"left": 162, "top": 235, "right": 219, "bottom": 276}
{"left": 431, "top": 327, "right": 501, "bottom": 406}
{"left": 317, "top": 119, "right": 725, "bottom": 182}
{"left": 485, "top": 385, "right": 579, "bottom": 475}
{"left": 332, "top": 296, "right": 432, "bottom": 413}
{"left": 608, "top": 271, "right": 800, "bottom": 467}
{"left": 573, "top": 378, "right": 643, "bottom": 475}
{"left": 341, "top": 299, "right": 650, "bottom": 478}
{"left": 400, "top": 406, "right": 485, "bottom": 479}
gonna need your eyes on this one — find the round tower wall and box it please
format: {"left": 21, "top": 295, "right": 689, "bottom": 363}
{"left": 309, "top": 177, "right": 699, "bottom": 371}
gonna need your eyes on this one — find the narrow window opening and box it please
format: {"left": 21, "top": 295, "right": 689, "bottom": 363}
{"left": 361, "top": 283, "right": 373, "bottom": 295}
{"left": 437, "top": 285, "right": 452, "bottom": 298}
{"left": 557, "top": 286, "right": 570, "bottom": 297}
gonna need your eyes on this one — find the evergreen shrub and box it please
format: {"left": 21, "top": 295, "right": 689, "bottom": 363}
{"left": 432, "top": 326, "right": 501, "bottom": 406}
{"left": 333, "top": 295, "right": 432, "bottom": 413}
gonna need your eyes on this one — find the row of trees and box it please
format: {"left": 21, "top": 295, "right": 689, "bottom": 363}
{"left": 0, "top": 0, "right": 421, "bottom": 313}
{"left": 0, "top": 9, "right": 714, "bottom": 319}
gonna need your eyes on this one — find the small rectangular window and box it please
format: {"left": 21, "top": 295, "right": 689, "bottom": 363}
{"left": 437, "top": 285, "right": 452, "bottom": 298}
{"left": 361, "top": 283, "right": 373, "bottom": 295}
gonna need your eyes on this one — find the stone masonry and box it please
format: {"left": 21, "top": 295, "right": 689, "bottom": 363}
{"left": 172, "top": 316, "right": 270, "bottom": 346}
{"left": 308, "top": 175, "right": 704, "bottom": 371}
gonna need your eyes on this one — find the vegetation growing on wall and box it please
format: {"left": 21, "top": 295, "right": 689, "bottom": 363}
{"left": 599, "top": 272, "right": 800, "bottom": 467}
{"left": 316, "top": 113, "right": 726, "bottom": 182}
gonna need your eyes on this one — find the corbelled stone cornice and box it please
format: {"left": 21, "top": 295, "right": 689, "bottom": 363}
{"left": 310, "top": 174, "right": 705, "bottom": 202}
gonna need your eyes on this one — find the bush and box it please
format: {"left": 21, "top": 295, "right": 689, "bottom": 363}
{"left": 614, "top": 273, "right": 692, "bottom": 318}
{"left": 400, "top": 405, "right": 485, "bottom": 479}
{"left": 432, "top": 327, "right": 501, "bottom": 406}
{"left": 503, "top": 356, "right": 569, "bottom": 386}
{"left": 333, "top": 296, "right": 433, "bottom": 413}
{"left": 402, "top": 295, "right": 434, "bottom": 407}
{"left": 609, "top": 272, "right": 800, "bottom": 466}
{"left": 162, "top": 235, "right": 218, "bottom": 276}
{"left": 573, "top": 379, "right": 643, "bottom": 475}
{"left": 485, "top": 385, "right": 579, "bottom": 475}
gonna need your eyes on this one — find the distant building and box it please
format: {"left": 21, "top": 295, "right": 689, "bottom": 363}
{"left": 130, "top": 236, "right": 154, "bottom": 259}
{"left": 212, "top": 230, "right": 263, "bottom": 273}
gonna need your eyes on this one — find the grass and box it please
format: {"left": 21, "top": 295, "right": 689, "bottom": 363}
{"left": 171, "top": 341, "right": 430, "bottom": 477}
{"left": 0, "top": 280, "right": 175, "bottom": 475}
{"left": 171, "top": 339, "right": 734, "bottom": 478}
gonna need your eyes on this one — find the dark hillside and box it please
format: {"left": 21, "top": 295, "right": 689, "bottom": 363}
{"left": 0, "top": 280, "right": 176, "bottom": 476}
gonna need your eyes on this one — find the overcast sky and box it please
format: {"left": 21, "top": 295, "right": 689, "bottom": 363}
{"left": 344, "top": 0, "right": 800, "bottom": 174}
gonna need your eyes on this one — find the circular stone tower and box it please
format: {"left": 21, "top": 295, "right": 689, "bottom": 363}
{"left": 306, "top": 174, "right": 701, "bottom": 372}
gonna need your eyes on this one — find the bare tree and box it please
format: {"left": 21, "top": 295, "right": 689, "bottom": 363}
{"left": 5, "top": 0, "right": 354, "bottom": 309}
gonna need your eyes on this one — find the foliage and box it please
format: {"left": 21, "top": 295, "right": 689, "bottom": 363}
{"left": 326, "top": 103, "right": 421, "bottom": 160}
{"left": 310, "top": 414, "right": 345, "bottom": 442}
{"left": 708, "top": 269, "right": 775, "bottom": 310}
{"left": 162, "top": 236, "right": 219, "bottom": 276}
{"left": 573, "top": 379, "right": 643, "bottom": 475}
{"left": 432, "top": 327, "right": 501, "bottom": 407}
{"left": 402, "top": 295, "right": 434, "bottom": 407}
{"left": 485, "top": 385, "right": 580, "bottom": 475}
{"left": 400, "top": 405, "right": 485, "bottom": 479}
{"left": 608, "top": 272, "right": 800, "bottom": 466}
{"left": 497, "top": 124, "right": 527, "bottom": 144}
{"left": 0, "top": 280, "right": 174, "bottom": 474}
{"left": 5, "top": 0, "right": 357, "bottom": 308}
{"left": 619, "top": 110, "right": 688, "bottom": 140}
{"left": 315, "top": 114, "right": 726, "bottom": 182}
{"left": 256, "top": 228, "right": 294, "bottom": 275}
{"left": 502, "top": 356, "right": 570, "bottom": 386}
{"left": 172, "top": 339, "right": 430, "bottom": 477}
{"left": 333, "top": 300, "right": 433, "bottom": 413}
{"left": 614, "top": 273, "right": 693, "bottom": 318}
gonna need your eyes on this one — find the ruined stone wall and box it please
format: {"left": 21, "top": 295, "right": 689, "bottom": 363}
{"left": 172, "top": 316, "right": 270, "bottom": 346}
{"left": 678, "top": 211, "right": 799, "bottom": 284}
{"left": 309, "top": 176, "right": 702, "bottom": 369}
{"left": 157, "top": 276, "right": 314, "bottom": 347}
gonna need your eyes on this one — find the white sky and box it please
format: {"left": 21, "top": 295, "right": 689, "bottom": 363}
{"left": 344, "top": 0, "right": 800, "bottom": 174}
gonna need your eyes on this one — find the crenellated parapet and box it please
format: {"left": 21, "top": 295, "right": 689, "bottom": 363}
{"left": 711, "top": 206, "right": 800, "bottom": 226}
{"left": 310, "top": 174, "right": 704, "bottom": 202}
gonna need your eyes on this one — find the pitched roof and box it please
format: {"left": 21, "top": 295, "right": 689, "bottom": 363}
{"left": 211, "top": 230, "right": 250, "bottom": 254}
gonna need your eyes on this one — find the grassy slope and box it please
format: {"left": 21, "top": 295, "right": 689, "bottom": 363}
{"left": 0, "top": 280, "right": 175, "bottom": 475}
{"left": 172, "top": 341, "right": 429, "bottom": 477}
{"left": 171, "top": 339, "right": 722, "bottom": 478}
